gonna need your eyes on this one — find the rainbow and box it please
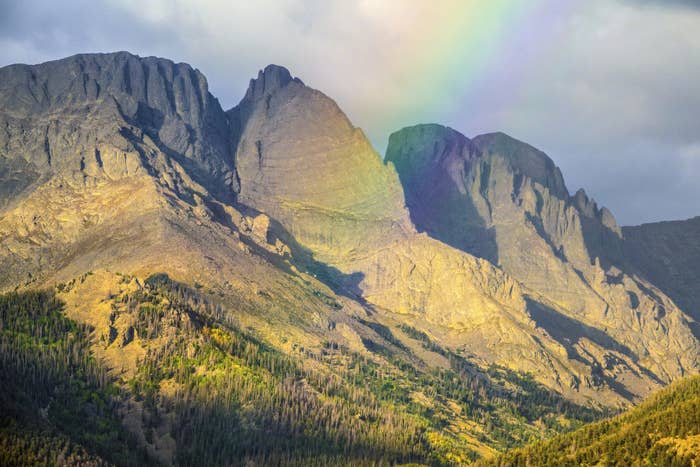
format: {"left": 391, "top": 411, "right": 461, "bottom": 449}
{"left": 371, "top": 0, "right": 577, "bottom": 149}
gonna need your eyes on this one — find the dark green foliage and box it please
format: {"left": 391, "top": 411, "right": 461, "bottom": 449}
{"left": 132, "top": 274, "right": 428, "bottom": 465}
{"left": 357, "top": 318, "right": 408, "bottom": 351}
{"left": 479, "top": 376, "right": 700, "bottom": 466}
{"left": 0, "top": 426, "right": 106, "bottom": 466}
{"left": 399, "top": 324, "right": 448, "bottom": 356}
{"left": 0, "top": 290, "right": 148, "bottom": 466}
{"left": 394, "top": 324, "right": 603, "bottom": 448}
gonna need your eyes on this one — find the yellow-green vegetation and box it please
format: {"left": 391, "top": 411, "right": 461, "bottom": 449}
{"left": 478, "top": 375, "right": 700, "bottom": 466}
{"left": 0, "top": 274, "right": 606, "bottom": 465}
{"left": 0, "top": 290, "right": 146, "bottom": 465}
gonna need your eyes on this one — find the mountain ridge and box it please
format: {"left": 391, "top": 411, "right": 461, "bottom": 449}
{"left": 2, "top": 51, "right": 697, "bottom": 405}
{"left": 386, "top": 122, "right": 699, "bottom": 397}
{"left": 0, "top": 51, "right": 699, "bottom": 464}
{"left": 478, "top": 374, "right": 700, "bottom": 466}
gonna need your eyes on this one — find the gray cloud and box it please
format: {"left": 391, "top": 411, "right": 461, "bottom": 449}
{"left": 623, "top": 0, "right": 700, "bottom": 10}
{"left": 0, "top": 0, "right": 698, "bottom": 226}
{"left": 403, "top": 0, "right": 700, "bottom": 225}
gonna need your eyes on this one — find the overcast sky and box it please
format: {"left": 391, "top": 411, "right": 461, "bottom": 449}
{"left": 1, "top": 0, "right": 698, "bottom": 225}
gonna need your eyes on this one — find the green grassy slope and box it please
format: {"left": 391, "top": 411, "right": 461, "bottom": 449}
{"left": 478, "top": 374, "right": 700, "bottom": 466}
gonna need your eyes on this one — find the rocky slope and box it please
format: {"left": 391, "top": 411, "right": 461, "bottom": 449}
{"left": 0, "top": 53, "right": 238, "bottom": 292}
{"left": 386, "top": 124, "right": 700, "bottom": 399}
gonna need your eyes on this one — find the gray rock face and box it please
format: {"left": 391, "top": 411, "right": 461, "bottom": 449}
{"left": 572, "top": 188, "right": 624, "bottom": 268}
{"left": 0, "top": 52, "right": 237, "bottom": 201}
{"left": 623, "top": 217, "right": 700, "bottom": 321}
{"left": 472, "top": 132, "right": 568, "bottom": 200}
{"left": 386, "top": 124, "right": 493, "bottom": 257}
{"left": 387, "top": 125, "right": 583, "bottom": 266}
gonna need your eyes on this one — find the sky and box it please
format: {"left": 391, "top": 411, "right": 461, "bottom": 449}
{"left": 0, "top": 0, "right": 698, "bottom": 225}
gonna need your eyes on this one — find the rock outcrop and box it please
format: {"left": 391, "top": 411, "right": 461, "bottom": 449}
{"left": 227, "top": 64, "right": 414, "bottom": 261}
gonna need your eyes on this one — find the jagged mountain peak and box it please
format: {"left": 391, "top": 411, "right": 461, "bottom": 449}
{"left": 386, "top": 123, "right": 480, "bottom": 172}
{"left": 390, "top": 123, "right": 465, "bottom": 140}
{"left": 243, "top": 64, "right": 304, "bottom": 101}
{"left": 573, "top": 187, "right": 610, "bottom": 217}
{"left": 228, "top": 64, "right": 413, "bottom": 259}
{"left": 0, "top": 51, "right": 214, "bottom": 117}
{"left": 0, "top": 51, "right": 237, "bottom": 205}
{"left": 473, "top": 131, "right": 568, "bottom": 199}
{"left": 573, "top": 187, "right": 621, "bottom": 236}
{"left": 386, "top": 126, "right": 568, "bottom": 200}
{"left": 233, "top": 64, "right": 344, "bottom": 122}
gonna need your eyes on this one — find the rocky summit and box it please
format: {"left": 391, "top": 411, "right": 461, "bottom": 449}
{"left": 0, "top": 52, "right": 698, "bottom": 465}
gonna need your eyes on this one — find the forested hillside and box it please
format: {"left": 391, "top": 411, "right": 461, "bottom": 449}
{"left": 0, "top": 276, "right": 604, "bottom": 465}
{"left": 478, "top": 375, "right": 700, "bottom": 466}
{"left": 0, "top": 290, "right": 145, "bottom": 465}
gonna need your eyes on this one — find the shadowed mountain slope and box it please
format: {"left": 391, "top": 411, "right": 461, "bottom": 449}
{"left": 623, "top": 216, "right": 700, "bottom": 322}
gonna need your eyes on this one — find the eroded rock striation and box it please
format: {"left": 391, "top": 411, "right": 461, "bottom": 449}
{"left": 0, "top": 51, "right": 237, "bottom": 201}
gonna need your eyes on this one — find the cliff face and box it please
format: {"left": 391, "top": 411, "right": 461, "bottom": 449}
{"left": 0, "top": 52, "right": 269, "bottom": 297}
{"left": 382, "top": 124, "right": 485, "bottom": 255}
{"left": 0, "top": 52, "right": 237, "bottom": 202}
{"left": 386, "top": 124, "right": 700, "bottom": 394}
{"left": 623, "top": 217, "right": 700, "bottom": 321}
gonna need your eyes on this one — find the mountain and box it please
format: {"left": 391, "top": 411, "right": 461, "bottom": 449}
{"left": 227, "top": 64, "right": 413, "bottom": 260}
{"left": 386, "top": 124, "right": 699, "bottom": 399}
{"left": 225, "top": 65, "right": 700, "bottom": 406}
{"left": 0, "top": 51, "right": 602, "bottom": 465}
{"left": 477, "top": 374, "right": 700, "bottom": 466}
{"left": 0, "top": 51, "right": 242, "bottom": 289}
{"left": 0, "top": 51, "right": 236, "bottom": 197}
{"left": 0, "top": 52, "right": 698, "bottom": 464}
